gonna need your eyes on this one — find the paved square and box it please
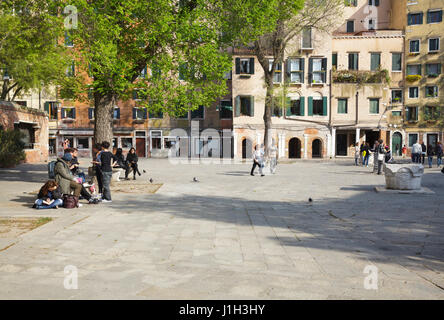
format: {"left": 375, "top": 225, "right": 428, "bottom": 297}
{"left": 0, "top": 159, "right": 443, "bottom": 299}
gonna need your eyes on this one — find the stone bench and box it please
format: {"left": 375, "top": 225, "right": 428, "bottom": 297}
{"left": 384, "top": 163, "right": 424, "bottom": 190}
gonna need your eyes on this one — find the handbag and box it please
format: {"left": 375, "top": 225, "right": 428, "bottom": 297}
{"left": 377, "top": 153, "right": 384, "bottom": 161}
{"left": 63, "top": 195, "right": 79, "bottom": 209}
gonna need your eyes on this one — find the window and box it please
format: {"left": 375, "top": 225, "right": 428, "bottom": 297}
{"left": 287, "top": 96, "right": 304, "bottom": 116}
{"left": 302, "top": 28, "right": 312, "bottom": 49}
{"left": 312, "top": 96, "right": 324, "bottom": 115}
{"left": 345, "top": 0, "right": 357, "bottom": 6}
{"left": 66, "top": 61, "right": 75, "bottom": 77}
{"left": 309, "top": 58, "right": 327, "bottom": 83}
{"left": 337, "top": 98, "right": 348, "bottom": 114}
{"left": 223, "top": 70, "right": 232, "bottom": 80}
{"left": 408, "top": 133, "right": 418, "bottom": 147}
{"left": 64, "top": 31, "right": 73, "bottom": 47}
{"left": 409, "top": 40, "right": 420, "bottom": 53}
{"left": 88, "top": 107, "right": 94, "bottom": 120}
{"left": 220, "top": 100, "right": 233, "bottom": 119}
{"left": 407, "top": 64, "right": 421, "bottom": 75}
{"left": 424, "top": 106, "right": 439, "bottom": 120}
{"left": 14, "top": 123, "right": 35, "bottom": 149}
{"left": 272, "top": 100, "right": 282, "bottom": 117}
{"left": 409, "top": 87, "right": 419, "bottom": 99}
{"left": 269, "top": 59, "right": 282, "bottom": 83}
{"left": 392, "top": 53, "right": 402, "bottom": 71}
{"left": 406, "top": 107, "right": 418, "bottom": 121}
{"left": 348, "top": 53, "right": 359, "bottom": 70}
{"left": 132, "top": 107, "right": 147, "bottom": 120}
{"left": 44, "top": 102, "right": 58, "bottom": 120}
{"left": 426, "top": 86, "right": 438, "bottom": 98}
{"left": 133, "top": 89, "right": 147, "bottom": 101}
{"left": 346, "top": 20, "right": 354, "bottom": 33}
{"left": 77, "top": 138, "right": 89, "bottom": 149}
{"left": 427, "top": 10, "right": 443, "bottom": 24}
{"left": 392, "top": 111, "right": 402, "bottom": 117}
{"left": 368, "top": 19, "right": 375, "bottom": 30}
{"left": 332, "top": 53, "right": 337, "bottom": 69}
{"left": 121, "top": 138, "right": 133, "bottom": 149}
{"left": 426, "top": 63, "right": 441, "bottom": 76}
{"left": 391, "top": 90, "right": 403, "bottom": 103}
{"left": 61, "top": 107, "right": 76, "bottom": 119}
{"left": 368, "top": 0, "right": 379, "bottom": 6}
{"left": 149, "top": 110, "right": 163, "bottom": 119}
{"left": 429, "top": 38, "right": 440, "bottom": 52}
{"left": 408, "top": 13, "right": 423, "bottom": 26}
{"left": 369, "top": 98, "right": 379, "bottom": 114}
{"left": 235, "top": 96, "right": 254, "bottom": 117}
{"left": 191, "top": 105, "right": 204, "bottom": 119}
{"left": 370, "top": 53, "right": 381, "bottom": 71}
{"left": 235, "top": 58, "right": 254, "bottom": 75}
{"left": 287, "top": 58, "right": 304, "bottom": 83}
{"left": 113, "top": 107, "right": 120, "bottom": 119}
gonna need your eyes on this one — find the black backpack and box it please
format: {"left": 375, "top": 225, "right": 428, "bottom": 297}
{"left": 48, "top": 160, "right": 57, "bottom": 179}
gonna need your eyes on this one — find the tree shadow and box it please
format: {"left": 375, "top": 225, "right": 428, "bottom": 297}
{"left": 0, "top": 163, "right": 49, "bottom": 183}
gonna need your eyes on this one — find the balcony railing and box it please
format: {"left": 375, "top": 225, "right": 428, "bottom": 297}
{"left": 332, "top": 69, "right": 390, "bottom": 84}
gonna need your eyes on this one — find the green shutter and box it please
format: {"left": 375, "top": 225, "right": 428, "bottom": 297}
{"left": 286, "top": 97, "right": 292, "bottom": 116}
{"left": 300, "top": 97, "right": 305, "bottom": 116}
{"left": 235, "top": 96, "right": 240, "bottom": 117}
{"left": 323, "top": 97, "right": 328, "bottom": 116}
{"left": 308, "top": 97, "right": 313, "bottom": 116}
{"left": 249, "top": 96, "right": 254, "bottom": 116}
{"left": 44, "top": 102, "right": 50, "bottom": 114}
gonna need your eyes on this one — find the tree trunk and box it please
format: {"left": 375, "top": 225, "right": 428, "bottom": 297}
{"left": 94, "top": 92, "right": 116, "bottom": 145}
{"left": 263, "top": 76, "right": 274, "bottom": 158}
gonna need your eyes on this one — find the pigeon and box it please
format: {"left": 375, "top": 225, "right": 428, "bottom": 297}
{"left": 193, "top": 177, "right": 199, "bottom": 182}
{"left": 308, "top": 198, "right": 313, "bottom": 203}
{"left": 149, "top": 178, "right": 153, "bottom": 183}
{"left": 143, "top": 169, "right": 146, "bottom": 173}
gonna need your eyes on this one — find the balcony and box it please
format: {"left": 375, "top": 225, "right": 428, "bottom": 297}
{"left": 332, "top": 69, "right": 390, "bottom": 84}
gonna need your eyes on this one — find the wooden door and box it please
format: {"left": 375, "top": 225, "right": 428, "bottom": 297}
{"left": 136, "top": 138, "right": 146, "bottom": 157}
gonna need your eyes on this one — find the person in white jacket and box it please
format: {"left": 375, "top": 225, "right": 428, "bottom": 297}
{"left": 250, "top": 145, "right": 265, "bottom": 176}
{"left": 411, "top": 141, "right": 422, "bottom": 163}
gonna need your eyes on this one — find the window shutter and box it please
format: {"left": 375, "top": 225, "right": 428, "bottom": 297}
{"left": 117, "top": 108, "right": 121, "bottom": 119}
{"left": 249, "top": 96, "right": 254, "bottom": 116}
{"left": 249, "top": 58, "right": 255, "bottom": 74}
{"left": 88, "top": 108, "right": 93, "bottom": 119}
{"left": 308, "top": 97, "right": 313, "bottom": 116}
{"left": 72, "top": 108, "right": 76, "bottom": 119}
{"left": 438, "top": 63, "right": 442, "bottom": 75}
{"left": 308, "top": 58, "right": 313, "bottom": 83}
{"left": 427, "top": 11, "right": 432, "bottom": 23}
{"left": 322, "top": 97, "right": 328, "bottom": 116}
{"left": 132, "top": 108, "right": 137, "bottom": 119}
{"left": 375, "top": 0, "right": 379, "bottom": 6}
{"left": 286, "top": 97, "right": 292, "bottom": 116}
{"left": 301, "top": 58, "right": 305, "bottom": 83}
{"left": 44, "top": 102, "right": 50, "bottom": 115}
{"left": 235, "top": 96, "right": 241, "bottom": 117}
{"left": 61, "top": 109, "right": 65, "bottom": 119}
{"left": 407, "top": 14, "right": 412, "bottom": 26}
{"left": 300, "top": 97, "right": 305, "bottom": 116}
{"left": 419, "top": 12, "right": 423, "bottom": 24}
{"left": 235, "top": 58, "right": 240, "bottom": 74}
{"left": 143, "top": 109, "right": 147, "bottom": 119}
{"left": 406, "top": 108, "right": 410, "bottom": 120}
{"left": 55, "top": 104, "right": 59, "bottom": 119}
{"left": 285, "top": 59, "right": 291, "bottom": 81}
{"left": 321, "top": 58, "right": 327, "bottom": 83}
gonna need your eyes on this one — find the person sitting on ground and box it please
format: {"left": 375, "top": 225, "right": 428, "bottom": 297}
{"left": 55, "top": 153, "right": 99, "bottom": 205}
{"left": 125, "top": 147, "right": 142, "bottom": 180}
{"left": 33, "top": 180, "right": 63, "bottom": 209}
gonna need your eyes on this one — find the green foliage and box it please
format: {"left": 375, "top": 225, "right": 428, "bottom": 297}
{"left": 0, "top": 129, "right": 26, "bottom": 168}
{"left": 0, "top": 0, "right": 69, "bottom": 100}
{"left": 333, "top": 69, "right": 391, "bottom": 84}
{"left": 406, "top": 75, "right": 422, "bottom": 82}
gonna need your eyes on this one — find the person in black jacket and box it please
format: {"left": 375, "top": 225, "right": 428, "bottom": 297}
{"left": 113, "top": 148, "right": 127, "bottom": 170}
{"left": 427, "top": 144, "right": 434, "bottom": 168}
{"left": 125, "top": 147, "right": 142, "bottom": 180}
{"left": 33, "top": 180, "right": 63, "bottom": 209}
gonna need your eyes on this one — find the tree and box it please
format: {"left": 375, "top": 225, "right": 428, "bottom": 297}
{"left": 0, "top": 0, "right": 68, "bottom": 103}
{"left": 62, "top": 0, "right": 280, "bottom": 144}
{"left": 251, "top": 0, "right": 344, "bottom": 156}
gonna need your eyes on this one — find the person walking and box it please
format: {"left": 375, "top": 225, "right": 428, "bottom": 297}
{"left": 250, "top": 145, "right": 265, "bottom": 177}
{"left": 436, "top": 142, "right": 443, "bottom": 167}
{"left": 402, "top": 145, "right": 407, "bottom": 159}
{"left": 269, "top": 140, "right": 278, "bottom": 174}
{"left": 125, "top": 147, "right": 141, "bottom": 180}
{"left": 360, "top": 142, "right": 365, "bottom": 165}
{"left": 362, "top": 142, "right": 370, "bottom": 167}
{"left": 412, "top": 141, "right": 422, "bottom": 164}
{"left": 98, "top": 141, "right": 115, "bottom": 203}
{"left": 91, "top": 143, "right": 103, "bottom": 196}
{"left": 376, "top": 139, "right": 386, "bottom": 175}
{"left": 372, "top": 140, "right": 379, "bottom": 173}
{"left": 427, "top": 144, "right": 434, "bottom": 168}
{"left": 354, "top": 143, "right": 360, "bottom": 166}
{"left": 421, "top": 141, "right": 427, "bottom": 165}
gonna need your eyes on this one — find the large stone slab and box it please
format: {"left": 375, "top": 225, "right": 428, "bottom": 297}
{"left": 384, "top": 163, "right": 424, "bottom": 190}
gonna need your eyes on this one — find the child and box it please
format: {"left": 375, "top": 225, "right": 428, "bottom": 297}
{"left": 98, "top": 141, "right": 115, "bottom": 203}
{"left": 33, "top": 180, "right": 63, "bottom": 209}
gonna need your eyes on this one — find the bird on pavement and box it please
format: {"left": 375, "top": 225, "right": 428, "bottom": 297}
{"left": 193, "top": 177, "right": 199, "bottom": 182}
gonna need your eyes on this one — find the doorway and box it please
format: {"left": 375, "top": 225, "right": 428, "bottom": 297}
{"left": 365, "top": 130, "right": 380, "bottom": 148}
{"left": 288, "top": 138, "right": 301, "bottom": 158}
{"left": 392, "top": 132, "right": 402, "bottom": 156}
{"left": 136, "top": 138, "right": 146, "bottom": 157}
{"left": 312, "top": 139, "right": 322, "bottom": 158}
{"left": 427, "top": 134, "right": 438, "bottom": 149}
{"left": 242, "top": 138, "right": 253, "bottom": 159}
{"left": 336, "top": 133, "right": 348, "bottom": 156}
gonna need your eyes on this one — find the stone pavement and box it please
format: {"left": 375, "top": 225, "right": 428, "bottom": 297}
{"left": 0, "top": 159, "right": 443, "bottom": 299}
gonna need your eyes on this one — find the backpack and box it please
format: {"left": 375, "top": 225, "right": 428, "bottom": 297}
{"left": 63, "top": 194, "right": 79, "bottom": 209}
{"left": 48, "top": 160, "right": 57, "bottom": 179}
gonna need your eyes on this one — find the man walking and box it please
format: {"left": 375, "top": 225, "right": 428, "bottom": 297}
{"left": 412, "top": 141, "right": 422, "bottom": 164}
{"left": 421, "top": 141, "right": 427, "bottom": 165}
{"left": 376, "top": 139, "right": 386, "bottom": 175}
{"left": 436, "top": 142, "right": 443, "bottom": 167}
{"left": 98, "top": 141, "right": 115, "bottom": 203}
{"left": 250, "top": 145, "right": 265, "bottom": 177}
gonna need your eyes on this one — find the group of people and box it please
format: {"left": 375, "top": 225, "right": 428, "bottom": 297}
{"left": 354, "top": 139, "right": 390, "bottom": 175}
{"left": 410, "top": 141, "right": 443, "bottom": 168}
{"left": 34, "top": 141, "right": 144, "bottom": 209}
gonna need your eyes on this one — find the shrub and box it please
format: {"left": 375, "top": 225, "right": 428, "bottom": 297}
{"left": 406, "top": 75, "right": 422, "bottom": 82}
{"left": 0, "top": 129, "right": 26, "bottom": 168}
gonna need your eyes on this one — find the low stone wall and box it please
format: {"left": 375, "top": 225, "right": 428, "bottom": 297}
{"left": 0, "top": 101, "right": 49, "bottom": 163}
{"left": 384, "top": 163, "right": 424, "bottom": 190}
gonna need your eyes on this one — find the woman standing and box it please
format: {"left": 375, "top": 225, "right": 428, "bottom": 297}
{"left": 125, "top": 147, "right": 141, "bottom": 180}
{"left": 354, "top": 143, "right": 360, "bottom": 166}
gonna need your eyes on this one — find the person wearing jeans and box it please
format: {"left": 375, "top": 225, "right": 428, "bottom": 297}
{"left": 427, "top": 145, "right": 434, "bottom": 168}
{"left": 98, "top": 141, "right": 115, "bottom": 202}
{"left": 436, "top": 142, "right": 443, "bottom": 167}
